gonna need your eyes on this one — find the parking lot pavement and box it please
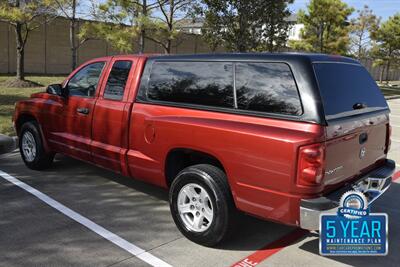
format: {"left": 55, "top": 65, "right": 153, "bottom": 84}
{"left": 0, "top": 98, "right": 399, "bottom": 267}
{"left": 0, "top": 165, "right": 147, "bottom": 267}
{"left": 0, "top": 152, "right": 295, "bottom": 267}
{"left": 388, "top": 98, "right": 400, "bottom": 168}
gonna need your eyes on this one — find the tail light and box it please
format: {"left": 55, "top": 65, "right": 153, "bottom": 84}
{"left": 385, "top": 124, "right": 392, "bottom": 153}
{"left": 297, "top": 143, "right": 326, "bottom": 186}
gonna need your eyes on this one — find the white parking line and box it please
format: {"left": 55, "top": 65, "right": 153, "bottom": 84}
{"left": 0, "top": 170, "right": 172, "bottom": 267}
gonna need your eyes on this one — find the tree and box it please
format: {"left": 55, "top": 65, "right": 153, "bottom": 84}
{"left": 289, "top": 0, "right": 354, "bottom": 55}
{"left": 149, "top": 0, "right": 193, "bottom": 54}
{"left": 0, "top": 0, "right": 56, "bottom": 84}
{"left": 349, "top": 5, "right": 379, "bottom": 59}
{"left": 370, "top": 13, "right": 400, "bottom": 83}
{"left": 53, "top": 0, "right": 92, "bottom": 70}
{"left": 79, "top": 0, "right": 138, "bottom": 53}
{"left": 202, "top": 0, "right": 263, "bottom": 52}
{"left": 201, "top": 0, "right": 293, "bottom": 53}
{"left": 260, "top": 0, "right": 294, "bottom": 52}
{"left": 80, "top": 0, "right": 192, "bottom": 54}
{"left": 102, "top": 0, "right": 161, "bottom": 53}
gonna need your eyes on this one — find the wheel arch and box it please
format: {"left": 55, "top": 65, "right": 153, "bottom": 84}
{"left": 164, "top": 147, "right": 228, "bottom": 188}
{"left": 16, "top": 113, "right": 51, "bottom": 153}
{"left": 15, "top": 113, "right": 38, "bottom": 136}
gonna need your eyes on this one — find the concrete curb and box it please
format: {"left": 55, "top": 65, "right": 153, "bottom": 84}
{"left": 0, "top": 135, "right": 18, "bottom": 155}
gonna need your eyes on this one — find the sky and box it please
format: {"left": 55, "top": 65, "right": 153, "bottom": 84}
{"left": 289, "top": 0, "right": 400, "bottom": 21}
{"left": 77, "top": 0, "right": 400, "bottom": 22}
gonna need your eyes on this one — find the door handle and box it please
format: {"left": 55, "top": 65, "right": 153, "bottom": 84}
{"left": 76, "top": 107, "right": 89, "bottom": 115}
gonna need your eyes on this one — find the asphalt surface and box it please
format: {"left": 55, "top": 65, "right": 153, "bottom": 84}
{"left": 0, "top": 134, "right": 16, "bottom": 154}
{"left": 0, "top": 98, "right": 399, "bottom": 267}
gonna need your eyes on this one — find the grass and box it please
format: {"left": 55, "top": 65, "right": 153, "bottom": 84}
{"left": 0, "top": 75, "right": 65, "bottom": 136}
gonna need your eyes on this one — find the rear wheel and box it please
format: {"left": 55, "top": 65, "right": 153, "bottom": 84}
{"left": 19, "top": 121, "right": 54, "bottom": 170}
{"left": 169, "top": 164, "right": 236, "bottom": 246}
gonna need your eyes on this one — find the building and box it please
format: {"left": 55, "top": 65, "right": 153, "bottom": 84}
{"left": 286, "top": 14, "right": 303, "bottom": 41}
{"left": 176, "top": 14, "right": 304, "bottom": 42}
{"left": 176, "top": 18, "right": 204, "bottom": 35}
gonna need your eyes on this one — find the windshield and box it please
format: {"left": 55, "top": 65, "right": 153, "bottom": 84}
{"left": 313, "top": 62, "right": 388, "bottom": 120}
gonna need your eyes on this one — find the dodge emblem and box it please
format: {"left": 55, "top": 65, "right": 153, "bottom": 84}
{"left": 359, "top": 147, "right": 366, "bottom": 159}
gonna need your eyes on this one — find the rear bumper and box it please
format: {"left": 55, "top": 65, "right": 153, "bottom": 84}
{"left": 299, "top": 159, "right": 395, "bottom": 230}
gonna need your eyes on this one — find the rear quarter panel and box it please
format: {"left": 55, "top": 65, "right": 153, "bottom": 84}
{"left": 127, "top": 103, "right": 325, "bottom": 225}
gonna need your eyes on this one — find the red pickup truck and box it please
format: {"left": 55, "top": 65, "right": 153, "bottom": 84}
{"left": 13, "top": 53, "right": 395, "bottom": 246}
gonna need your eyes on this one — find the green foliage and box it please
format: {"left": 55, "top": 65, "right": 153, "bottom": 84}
{"left": 0, "top": 0, "right": 57, "bottom": 42}
{"left": 260, "top": 0, "right": 294, "bottom": 52}
{"left": 0, "top": 0, "right": 57, "bottom": 28}
{"left": 203, "top": 0, "right": 260, "bottom": 52}
{"left": 0, "top": 0, "right": 58, "bottom": 81}
{"left": 201, "top": 0, "right": 293, "bottom": 52}
{"left": 78, "top": 0, "right": 138, "bottom": 52}
{"left": 289, "top": 0, "right": 354, "bottom": 55}
{"left": 79, "top": 21, "right": 136, "bottom": 52}
{"left": 371, "top": 13, "right": 400, "bottom": 53}
{"left": 370, "top": 13, "right": 400, "bottom": 82}
{"left": 79, "top": 0, "right": 193, "bottom": 53}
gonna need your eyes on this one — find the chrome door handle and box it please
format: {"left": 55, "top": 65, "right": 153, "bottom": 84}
{"left": 76, "top": 107, "right": 89, "bottom": 115}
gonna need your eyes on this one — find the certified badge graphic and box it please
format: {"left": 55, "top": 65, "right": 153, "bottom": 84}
{"left": 320, "top": 191, "right": 388, "bottom": 256}
{"left": 338, "top": 191, "right": 369, "bottom": 219}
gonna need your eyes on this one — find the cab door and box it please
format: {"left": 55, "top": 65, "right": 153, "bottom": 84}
{"left": 91, "top": 57, "right": 136, "bottom": 172}
{"left": 47, "top": 60, "right": 108, "bottom": 161}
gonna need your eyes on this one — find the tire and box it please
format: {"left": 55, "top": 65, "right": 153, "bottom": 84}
{"left": 169, "top": 164, "right": 237, "bottom": 246}
{"left": 19, "top": 121, "right": 54, "bottom": 170}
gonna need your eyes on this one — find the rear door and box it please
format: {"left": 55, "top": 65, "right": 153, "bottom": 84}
{"left": 314, "top": 62, "right": 390, "bottom": 187}
{"left": 91, "top": 57, "right": 136, "bottom": 172}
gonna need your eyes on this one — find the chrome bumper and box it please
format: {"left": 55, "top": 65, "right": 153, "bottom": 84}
{"left": 300, "top": 159, "right": 395, "bottom": 230}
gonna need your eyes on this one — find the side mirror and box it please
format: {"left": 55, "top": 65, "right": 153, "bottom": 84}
{"left": 46, "top": 84, "right": 63, "bottom": 96}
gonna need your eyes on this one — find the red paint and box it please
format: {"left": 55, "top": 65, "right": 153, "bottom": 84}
{"left": 230, "top": 229, "right": 308, "bottom": 267}
{"left": 13, "top": 54, "right": 395, "bottom": 227}
{"left": 394, "top": 171, "right": 400, "bottom": 182}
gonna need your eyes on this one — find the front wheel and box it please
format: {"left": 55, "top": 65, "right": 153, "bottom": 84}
{"left": 169, "top": 164, "right": 237, "bottom": 246}
{"left": 19, "top": 121, "right": 54, "bottom": 170}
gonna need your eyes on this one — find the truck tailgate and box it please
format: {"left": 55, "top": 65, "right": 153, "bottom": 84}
{"left": 313, "top": 62, "right": 390, "bottom": 188}
{"left": 324, "top": 113, "right": 389, "bottom": 186}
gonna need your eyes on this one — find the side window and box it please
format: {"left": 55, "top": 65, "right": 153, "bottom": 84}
{"left": 104, "top": 60, "right": 133, "bottom": 100}
{"left": 235, "top": 63, "right": 302, "bottom": 115}
{"left": 67, "top": 62, "right": 106, "bottom": 97}
{"left": 147, "top": 61, "right": 234, "bottom": 108}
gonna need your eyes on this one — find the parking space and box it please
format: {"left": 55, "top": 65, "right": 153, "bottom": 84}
{"left": 1, "top": 98, "right": 400, "bottom": 267}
